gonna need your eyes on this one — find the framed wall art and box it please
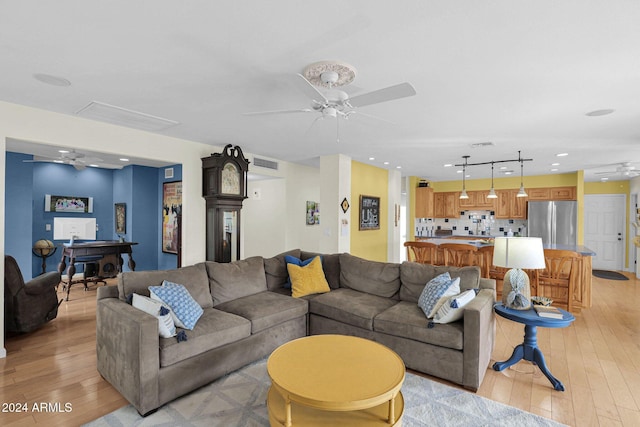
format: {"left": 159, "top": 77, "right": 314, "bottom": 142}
{"left": 306, "top": 201, "right": 320, "bottom": 225}
{"left": 359, "top": 195, "right": 380, "bottom": 231}
{"left": 114, "top": 203, "right": 126, "bottom": 235}
{"left": 162, "top": 181, "right": 182, "bottom": 254}
{"left": 45, "top": 194, "right": 93, "bottom": 213}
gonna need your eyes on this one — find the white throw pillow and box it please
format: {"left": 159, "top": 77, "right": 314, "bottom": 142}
{"left": 131, "top": 293, "right": 176, "bottom": 338}
{"left": 433, "top": 289, "right": 477, "bottom": 324}
{"left": 418, "top": 273, "right": 461, "bottom": 318}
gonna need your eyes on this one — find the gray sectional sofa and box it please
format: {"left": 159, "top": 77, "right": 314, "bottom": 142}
{"left": 96, "top": 250, "right": 496, "bottom": 415}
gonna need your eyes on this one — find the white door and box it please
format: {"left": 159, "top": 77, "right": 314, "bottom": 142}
{"left": 584, "top": 194, "right": 626, "bottom": 271}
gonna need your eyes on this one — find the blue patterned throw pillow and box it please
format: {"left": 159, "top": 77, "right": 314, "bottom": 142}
{"left": 149, "top": 281, "right": 203, "bottom": 330}
{"left": 418, "top": 273, "right": 461, "bottom": 318}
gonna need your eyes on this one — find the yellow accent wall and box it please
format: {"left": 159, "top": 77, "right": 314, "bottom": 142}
{"left": 430, "top": 172, "right": 579, "bottom": 192}
{"left": 351, "top": 161, "right": 388, "bottom": 261}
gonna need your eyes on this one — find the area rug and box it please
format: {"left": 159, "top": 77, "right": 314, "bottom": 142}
{"left": 84, "top": 359, "right": 565, "bottom": 427}
{"left": 592, "top": 269, "right": 629, "bottom": 281}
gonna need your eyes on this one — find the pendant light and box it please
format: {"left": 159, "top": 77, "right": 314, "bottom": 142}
{"left": 487, "top": 162, "right": 498, "bottom": 198}
{"left": 516, "top": 151, "right": 528, "bottom": 197}
{"left": 459, "top": 155, "right": 469, "bottom": 199}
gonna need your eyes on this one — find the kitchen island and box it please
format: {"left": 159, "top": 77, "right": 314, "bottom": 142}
{"left": 411, "top": 238, "right": 595, "bottom": 311}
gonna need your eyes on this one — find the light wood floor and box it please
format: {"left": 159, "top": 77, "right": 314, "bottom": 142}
{"left": 1, "top": 273, "right": 639, "bottom": 426}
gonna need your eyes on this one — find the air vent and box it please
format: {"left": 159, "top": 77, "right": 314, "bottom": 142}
{"left": 76, "top": 101, "right": 179, "bottom": 132}
{"left": 470, "top": 142, "right": 495, "bottom": 148}
{"left": 253, "top": 157, "right": 279, "bottom": 170}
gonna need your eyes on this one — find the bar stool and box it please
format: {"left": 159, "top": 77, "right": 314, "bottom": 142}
{"left": 404, "top": 241, "right": 438, "bottom": 264}
{"left": 537, "top": 249, "right": 581, "bottom": 312}
{"left": 440, "top": 243, "right": 479, "bottom": 268}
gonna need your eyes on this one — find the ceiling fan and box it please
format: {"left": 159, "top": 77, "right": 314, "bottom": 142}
{"left": 23, "top": 150, "right": 104, "bottom": 170}
{"left": 244, "top": 61, "right": 417, "bottom": 141}
{"left": 594, "top": 162, "right": 640, "bottom": 178}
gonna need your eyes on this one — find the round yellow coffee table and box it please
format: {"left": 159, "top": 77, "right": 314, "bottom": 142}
{"left": 267, "top": 334, "right": 405, "bottom": 426}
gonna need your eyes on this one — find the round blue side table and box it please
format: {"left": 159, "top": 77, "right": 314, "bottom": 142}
{"left": 493, "top": 303, "right": 575, "bottom": 391}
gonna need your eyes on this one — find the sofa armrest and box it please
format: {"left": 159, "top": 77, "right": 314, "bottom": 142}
{"left": 96, "top": 297, "right": 160, "bottom": 415}
{"left": 462, "top": 289, "right": 496, "bottom": 390}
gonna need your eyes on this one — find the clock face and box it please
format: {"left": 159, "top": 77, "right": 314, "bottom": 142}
{"left": 221, "top": 162, "right": 241, "bottom": 195}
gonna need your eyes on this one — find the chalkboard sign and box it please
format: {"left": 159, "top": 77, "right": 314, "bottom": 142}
{"left": 359, "top": 195, "right": 380, "bottom": 230}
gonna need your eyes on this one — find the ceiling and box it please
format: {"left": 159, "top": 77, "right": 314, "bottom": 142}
{"left": 2, "top": 1, "right": 640, "bottom": 182}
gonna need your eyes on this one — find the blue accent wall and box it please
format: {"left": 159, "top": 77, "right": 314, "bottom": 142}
{"left": 32, "top": 163, "right": 115, "bottom": 276}
{"left": 4, "top": 152, "right": 34, "bottom": 279}
{"left": 130, "top": 166, "right": 159, "bottom": 271}
{"left": 4, "top": 153, "right": 180, "bottom": 278}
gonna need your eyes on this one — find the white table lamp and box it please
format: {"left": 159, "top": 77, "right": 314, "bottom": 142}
{"left": 493, "top": 237, "right": 546, "bottom": 310}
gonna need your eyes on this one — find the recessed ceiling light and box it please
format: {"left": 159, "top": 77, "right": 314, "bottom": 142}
{"left": 499, "top": 166, "right": 507, "bottom": 170}
{"left": 443, "top": 164, "right": 453, "bottom": 167}
{"left": 58, "top": 150, "right": 69, "bottom": 153}
{"left": 465, "top": 174, "right": 470, "bottom": 178}
{"left": 550, "top": 168, "right": 558, "bottom": 172}
{"left": 586, "top": 109, "right": 615, "bottom": 117}
{"left": 53, "top": 160, "right": 64, "bottom": 164}
{"left": 383, "top": 161, "right": 389, "bottom": 165}
{"left": 456, "top": 170, "right": 463, "bottom": 174}
{"left": 556, "top": 153, "right": 568, "bottom": 157}
{"left": 396, "top": 166, "right": 402, "bottom": 169}
{"left": 369, "top": 157, "right": 375, "bottom": 161}
{"left": 601, "top": 177, "right": 609, "bottom": 182}
{"left": 33, "top": 73, "right": 71, "bottom": 87}
{"left": 551, "top": 162, "right": 560, "bottom": 166}
{"left": 89, "top": 164, "right": 99, "bottom": 168}
{"left": 504, "top": 171, "right": 513, "bottom": 175}
{"left": 120, "top": 158, "right": 129, "bottom": 162}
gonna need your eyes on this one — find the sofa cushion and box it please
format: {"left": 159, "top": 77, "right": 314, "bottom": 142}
{"left": 374, "top": 301, "right": 464, "bottom": 350}
{"left": 301, "top": 251, "right": 341, "bottom": 289}
{"left": 309, "top": 288, "right": 398, "bottom": 331}
{"left": 264, "top": 249, "right": 301, "bottom": 291}
{"left": 339, "top": 253, "right": 400, "bottom": 298}
{"left": 288, "top": 256, "right": 331, "bottom": 298}
{"left": 215, "top": 291, "right": 308, "bottom": 334}
{"left": 149, "top": 281, "right": 204, "bottom": 330}
{"left": 206, "top": 257, "right": 267, "bottom": 306}
{"left": 159, "top": 308, "right": 251, "bottom": 368}
{"left": 400, "top": 263, "right": 481, "bottom": 302}
{"left": 118, "top": 263, "right": 213, "bottom": 308}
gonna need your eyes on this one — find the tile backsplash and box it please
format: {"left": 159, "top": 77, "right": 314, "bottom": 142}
{"left": 415, "top": 210, "right": 528, "bottom": 237}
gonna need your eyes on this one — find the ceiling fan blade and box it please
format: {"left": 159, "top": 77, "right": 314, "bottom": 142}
{"left": 243, "top": 108, "right": 314, "bottom": 116}
{"left": 348, "top": 82, "right": 416, "bottom": 108}
{"left": 347, "top": 110, "right": 397, "bottom": 125}
{"left": 294, "top": 74, "right": 328, "bottom": 104}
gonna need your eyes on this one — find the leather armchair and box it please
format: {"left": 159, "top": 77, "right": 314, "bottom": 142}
{"left": 4, "top": 255, "right": 61, "bottom": 333}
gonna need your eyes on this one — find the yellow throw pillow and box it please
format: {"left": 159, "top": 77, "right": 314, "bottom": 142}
{"left": 287, "top": 256, "right": 331, "bottom": 298}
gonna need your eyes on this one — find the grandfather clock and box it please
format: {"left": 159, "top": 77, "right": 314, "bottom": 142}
{"left": 202, "top": 144, "right": 250, "bottom": 262}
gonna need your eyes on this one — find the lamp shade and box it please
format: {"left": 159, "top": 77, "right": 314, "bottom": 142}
{"left": 492, "top": 237, "right": 545, "bottom": 269}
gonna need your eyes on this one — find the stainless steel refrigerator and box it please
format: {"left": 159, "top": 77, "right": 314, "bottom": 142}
{"left": 527, "top": 201, "right": 577, "bottom": 246}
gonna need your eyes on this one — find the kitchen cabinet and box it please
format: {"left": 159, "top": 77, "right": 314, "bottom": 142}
{"left": 434, "top": 192, "right": 459, "bottom": 218}
{"left": 495, "top": 189, "right": 527, "bottom": 219}
{"left": 474, "top": 190, "right": 496, "bottom": 209}
{"left": 550, "top": 186, "right": 576, "bottom": 200}
{"left": 527, "top": 186, "right": 576, "bottom": 201}
{"left": 415, "top": 187, "right": 434, "bottom": 218}
{"left": 458, "top": 191, "right": 476, "bottom": 209}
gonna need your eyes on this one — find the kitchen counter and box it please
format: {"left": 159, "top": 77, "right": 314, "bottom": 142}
{"left": 409, "top": 238, "right": 595, "bottom": 311}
